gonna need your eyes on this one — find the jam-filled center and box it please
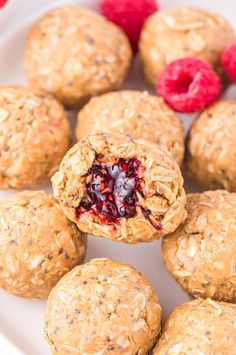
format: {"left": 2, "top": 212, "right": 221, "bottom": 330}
{"left": 76, "top": 158, "right": 143, "bottom": 224}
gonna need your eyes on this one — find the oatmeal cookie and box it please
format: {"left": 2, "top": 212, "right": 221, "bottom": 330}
{"left": 162, "top": 190, "right": 236, "bottom": 303}
{"left": 186, "top": 99, "right": 236, "bottom": 191}
{"left": 52, "top": 131, "right": 186, "bottom": 244}
{"left": 45, "top": 258, "right": 162, "bottom": 354}
{"left": 76, "top": 91, "right": 184, "bottom": 165}
{"left": 24, "top": 5, "right": 132, "bottom": 108}
{"left": 153, "top": 298, "right": 236, "bottom": 354}
{"left": 139, "top": 7, "right": 235, "bottom": 86}
{"left": 0, "top": 191, "right": 86, "bottom": 298}
{"left": 0, "top": 85, "right": 71, "bottom": 188}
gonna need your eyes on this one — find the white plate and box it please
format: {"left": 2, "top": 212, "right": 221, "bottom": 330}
{"left": 0, "top": 0, "right": 236, "bottom": 354}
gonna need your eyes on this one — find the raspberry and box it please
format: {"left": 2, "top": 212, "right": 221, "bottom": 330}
{"left": 100, "top": 0, "right": 158, "bottom": 53}
{"left": 0, "top": 0, "right": 8, "bottom": 8}
{"left": 157, "top": 58, "right": 222, "bottom": 113}
{"left": 221, "top": 43, "right": 236, "bottom": 83}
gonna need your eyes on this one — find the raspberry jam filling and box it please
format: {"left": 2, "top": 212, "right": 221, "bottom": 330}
{"left": 76, "top": 158, "right": 144, "bottom": 224}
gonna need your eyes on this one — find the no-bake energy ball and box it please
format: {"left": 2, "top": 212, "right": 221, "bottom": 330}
{"left": 52, "top": 131, "right": 186, "bottom": 244}
{"left": 45, "top": 258, "right": 162, "bottom": 354}
{"left": 0, "top": 85, "right": 71, "bottom": 188}
{"left": 186, "top": 99, "right": 236, "bottom": 191}
{"left": 162, "top": 190, "right": 236, "bottom": 303}
{"left": 153, "top": 298, "right": 236, "bottom": 354}
{"left": 76, "top": 91, "right": 185, "bottom": 165}
{"left": 0, "top": 191, "right": 87, "bottom": 298}
{"left": 139, "top": 7, "right": 235, "bottom": 86}
{"left": 24, "top": 6, "right": 132, "bottom": 108}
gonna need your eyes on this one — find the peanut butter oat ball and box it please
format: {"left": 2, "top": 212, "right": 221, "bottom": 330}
{"left": 24, "top": 6, "right": 132, "bottom": 108}
{"left": 162, "top": 190, "right": 236, "bottom": 303}
{"left": 45, "top": 258, "right": 162, "bottom": 354}
{"left": 0, "top": 85, "right": 71, "bottom": 189}
{"left": 52, "top": 131, "right": 186, "bottom": 244}
{"left": 76, "top": 91, "right": 184, "bottom": 165}
{"left": 139, "top": 7, "right": 235, "bottom": 86}
{"left": 186, "top": 99, "right": 236, "bottom": 191}
{"left": 153, "top": 298, "right": 236, "bottom": 354}
{"left": 0, "top": 191, "right": 87, "bottom": 298}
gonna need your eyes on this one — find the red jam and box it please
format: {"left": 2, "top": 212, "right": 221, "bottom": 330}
{"left": 76, "top": 158, "right": 144, "bottom": 224}
{"left": 76, "top": 157, "right": 162, "bottom": 230}
{"left": 141, "top": 207, "right": 162, "bottom": 230}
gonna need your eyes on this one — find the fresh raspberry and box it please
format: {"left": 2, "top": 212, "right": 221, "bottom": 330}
{"left": 100, "top": 0, "right": 158, "bottom": 53}
{"left": 221, "top": 43, "right": 236, "bottom": 83}
{"left": 0, "top": 0, "right": 8, "bottom": 8}
{"left": 157, "top": 58, "right": 222, "bottom": 113}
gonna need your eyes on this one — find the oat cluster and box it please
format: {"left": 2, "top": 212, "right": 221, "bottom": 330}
{"left": 52, "top": 131, "right": 186, "bottom": 243}
{"left": 24, "top": 5, "right": 132, "bottom": 108}
{"left": 153, "top": 298, "right": 236, "bottom": 354}
{"left": 162, "top": 190, "right": 236, "bottom": 303}
{"left": 187, "top": 99, "right": 236, "bottom": 191}
{"left": 76, "top": 90, "right": 185, "bottom": 165}
{"left": 0, "top": 191, "right": 87, "bottom": 298}
{"left": 0, "top": 85, "right": 71, "bottom": 188}
{"left": 139, "top": 7, "right": 235, "bottom": 86}
{"left": 45, "top": 258, "right": 162, "bottom": 354}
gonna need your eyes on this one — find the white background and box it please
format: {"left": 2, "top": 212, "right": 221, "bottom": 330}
{"left": 0, "top": 0, "right": 236, "bottom": 354}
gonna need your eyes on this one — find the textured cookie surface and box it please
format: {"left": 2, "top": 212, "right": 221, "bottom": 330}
{"left": 76, "top": 91, "right": 184, "bottom": 165}
{"left": 162, "top": 190, "right": 236, "bottom": 302}
{"left": 153, "top": 298, "right": 236, "bottom": 354}
{"left": 0, "top": 85, "right": 71, "bottom": 188}
{"left": 139, "top": 7, "right": 235, "bottom": 86}
{"left": 0, "top": 190, "right": 86, "bottom": 298}
{"left": 186, "top": 99, "right": 236, "bottom": 191}
{"left": 24, "top": 5, "right": 132, "bottom": 108}
{"left": 45, "top": 258, "right": 162, "bottom": 354}
{"left": 52, "top": 131, "right": 186, "bottom": 243}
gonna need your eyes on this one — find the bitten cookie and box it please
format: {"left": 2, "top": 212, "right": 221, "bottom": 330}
{"left": 186, "top": 99, "right": 236, "bottom": 191}
{"left": 153, "top": 298, "right": 236, "bottom": 354}
{"left": 0, "top": 191, "right": 87, "bottom": 298}
{"left": 162, "top": 190, "right": 236, "bottom": 303}
{"left": 139, "top": 7, "right": 235, "bottom": 86}
{"left": 52, "top": 131, "right": 186, "bottom": 244}
{"left": 24, "top": 5, "right": 132, "bottom": 108}
{"left": 0, "top": 85, "right": 71, "bottom": 188}
{"left": 45, "top": 258, "right": 162, "bottom": 354}
{"left": 76, "top": 91, "right": 184, "bottom": 165}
